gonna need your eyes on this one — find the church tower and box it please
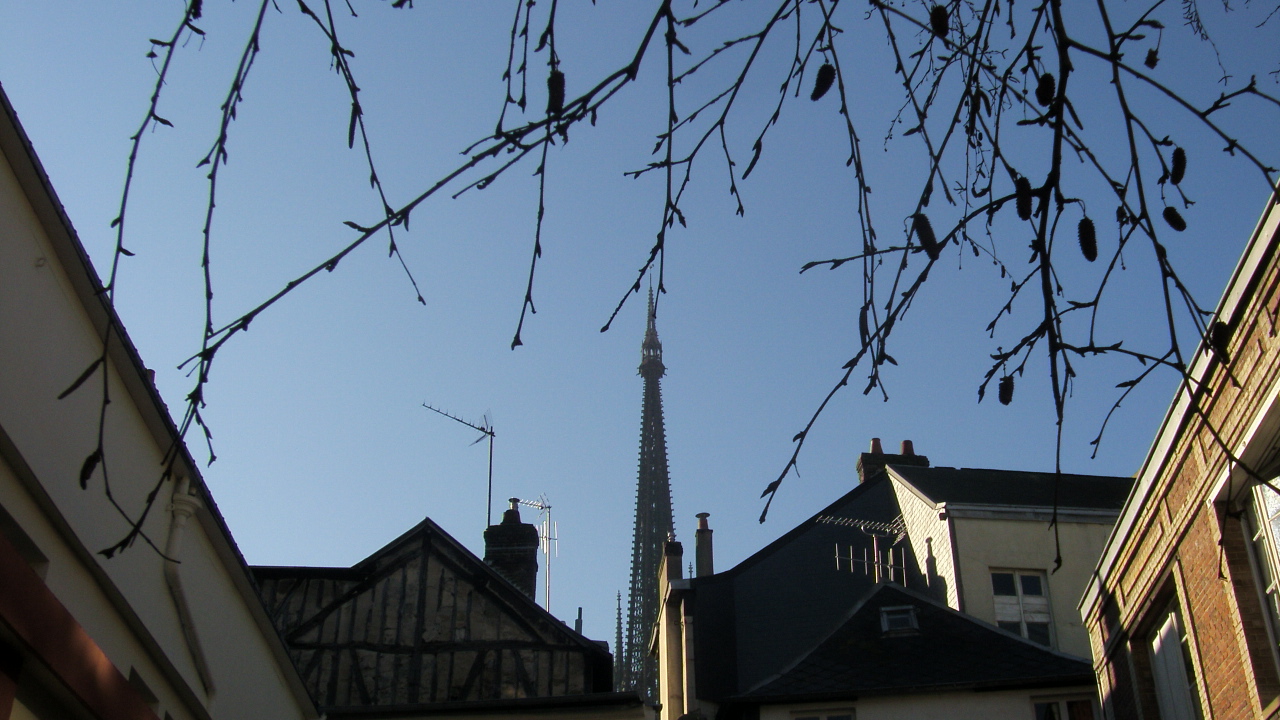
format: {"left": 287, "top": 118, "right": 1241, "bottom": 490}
{"left": 618, "top": 290, "right": 675, "bottom": 700}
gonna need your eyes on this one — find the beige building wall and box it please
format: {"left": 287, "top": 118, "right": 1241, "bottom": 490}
{"left": 951, "top": 516, "right": 1112, "bottom": 659}
{"left": 759, "top": 686, "right": 1097, "bottom": 720}
{"left": 890, "top": 476, "right": 960, "bottom": 610}
{"left": 1, "top": 96, "right": 314, "bottom": 720}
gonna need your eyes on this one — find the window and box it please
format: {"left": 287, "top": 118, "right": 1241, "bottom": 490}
{"left": 793, "top": 710, "right": 854, "bottom": 720}
{"left": 1148, "top": 603, "right": 1203, "bottom": 720}
{"left": 992, "top": 570, "right": 1052, "bottom": 646}
{"left": 1032, "top": 697, "right": 1096, "bottom": 719}
{"left": 1245, "top": 483, "right": 1280, "bottom": 649}
{"left": 1236, "top": 481, "right": 1280, "bottom": 705}
{"left": 879, "top": 605, "right": 918, "bottom": 634}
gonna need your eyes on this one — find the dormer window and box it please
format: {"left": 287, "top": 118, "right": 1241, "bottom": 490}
{"left": 880, "top": 605, "right": 918, "bottom": 634}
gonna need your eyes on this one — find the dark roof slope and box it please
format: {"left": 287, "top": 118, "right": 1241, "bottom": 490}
{"left": 695, "top": 476, "right": 928, "bottom": 697}
{"left": 739, "top": 584, "right": 1092, "bottom": 702}
{"left": 889, "top": 465, "right": 1133, "bottom": 510}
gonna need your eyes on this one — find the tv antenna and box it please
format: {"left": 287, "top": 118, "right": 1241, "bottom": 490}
{"left": 423, "top": 403, "right": 496, "bottom": 527}
{"left": 517, "top": 495, "right": 557, "bottom": 612}
{"left": 816, "top": 514, "right": 907, "bottom": 585}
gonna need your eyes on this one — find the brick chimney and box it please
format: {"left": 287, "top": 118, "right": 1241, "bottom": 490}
{"left": 694, "top": 513, "right": 714, "bottom": 577}
{"left": 484, "top": 499, "right": 539, "bottom": 598}
{"left": 855, "top": 438, "right": 930, "bottom": 484}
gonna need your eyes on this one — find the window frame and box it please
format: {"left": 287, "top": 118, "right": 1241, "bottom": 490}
{"left": 791, "top": 708, "right": 855, "bottom": 720}
{"left": 878, "top": 605, "right": 918, "bottom": 635}
{"left": 990, "top": 568, "right": 1054, "bottom": 647}
{"left": 1242, "top": 481, "right": 1280, "bottom": 679}
{"left": 1030, "top": 694, "right": 1099, "bottom": 719}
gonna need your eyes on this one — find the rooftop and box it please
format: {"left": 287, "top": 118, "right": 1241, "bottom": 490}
{"left": 888, "top": 465, "right": 1133, "bottom": 511}
{"left": 737, "top": 584, "right": 1093, "bottom": 702}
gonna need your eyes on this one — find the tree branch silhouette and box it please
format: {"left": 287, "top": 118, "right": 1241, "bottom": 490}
{"left": 54, "top": 0, "right": 1280, "bottom": 560}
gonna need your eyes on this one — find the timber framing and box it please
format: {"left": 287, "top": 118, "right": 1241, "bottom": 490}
{"left": 254, "top": 517, "right": 614, "bottom": 712}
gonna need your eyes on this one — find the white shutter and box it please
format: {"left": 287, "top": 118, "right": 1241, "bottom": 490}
{"left": 994, "top": 595, "right": 1023, "bottom": 623}
{"left": 1150, "top": 610, "right": 1199, "bottom": 720}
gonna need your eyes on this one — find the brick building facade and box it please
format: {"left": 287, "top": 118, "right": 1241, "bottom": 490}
{"left": 1082, "top": 190, "right": 1280, "bottom": 720}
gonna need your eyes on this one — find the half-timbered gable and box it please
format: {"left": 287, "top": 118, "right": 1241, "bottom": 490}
{"left": 253, "top": 517, "right": 613, "bottom": 711}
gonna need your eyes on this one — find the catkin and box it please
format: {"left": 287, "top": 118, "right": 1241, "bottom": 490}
{"left": 811, "top": 63, "right": 836, "bottom": 101}
{"left": 998, "top": 376, "right": 1014, "bottom": 405}
{"left": 1015, "top": 177, "right": 1033, "bottom": 220}
{"left": 929, "top": 5, "right": 949, "bottom": 39}
{"left": 547, "top": 70, "right": 565, "bottom": 117}
{"left": 1079, "top": 217, "right": 1097, "bottom": 262}
{"left": 1171, "top": 147, "right": 1186, "bottom": 185}
{"left": 913, "top": 214, "right": 940, "bottom": 261}
{"left": 1163, "top": 206, "right": 1187, "bottom": 232}
{"left": 1035, "top": 73, "right": 1055, "bottom": 107}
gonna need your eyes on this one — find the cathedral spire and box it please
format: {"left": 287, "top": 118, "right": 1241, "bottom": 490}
{"left": 619, "top": 288, "right": 675, "bottom": 701}
{"left": 614, "top": 592, "right": 625, "bottom": 691}
{"left": 640, "top": 288, "right": 664, "bottom": 377}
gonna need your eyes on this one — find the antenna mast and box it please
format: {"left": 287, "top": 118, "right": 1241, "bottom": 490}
{"left": 423, "top": 403, "right": 496, "bottom": 527}
{"left": 517, "top": 496, "right": 557, "bottom": 612}
{"left": 816, "top": 514, "right": 908, "bottom": 585}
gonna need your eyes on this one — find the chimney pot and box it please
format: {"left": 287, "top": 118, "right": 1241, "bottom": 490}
{"left": 856, "top": 438, "right": 929, "bottom": 484}
{"left": 695, "top": 513, "right": 714, "bottom": 577}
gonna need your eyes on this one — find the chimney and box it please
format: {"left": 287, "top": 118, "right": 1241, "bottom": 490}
{"left": 663, "top": 536, "right": 684, "bottom": 584}
{"left": 855, "top": 437, "right": 930, "bottom": 484}
{"left": 484, "top": 499, "right": 540, "bottom": 598}
{"left": 694, "top": 513, "right": 714, "bottom": 577}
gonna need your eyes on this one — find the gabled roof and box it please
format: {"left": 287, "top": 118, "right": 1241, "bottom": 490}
{"left": 253, "top": 514, "right": 605, "bottom": 654}
{"left": 736, "top": 584, "right": 1092, "bottom": 703}
{"left": 888, "top": 465, "right": 1133, "bottom": 512}
{"left": 252, "top": 516, "right": 616, "bottom": 709}
{"left": 708, "top": 474, "right": 899, "bottom": 581}
{"left": 688, "top": 475, "right": 924, "bottom": 699}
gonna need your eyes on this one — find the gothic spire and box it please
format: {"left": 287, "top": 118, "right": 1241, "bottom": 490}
{"left": 640, "top": 288, "right": 664, "bottom": 378}
{"left": 619, "top": 288, "right": 675, "bottom": 702}
{"left": 614, "top": 592, "right": 626, "bottom": 690}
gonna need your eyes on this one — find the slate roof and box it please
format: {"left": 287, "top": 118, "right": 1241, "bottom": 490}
{"left": 689, "top": 476, "right": 927, "bottom": 699}
{"left": 888, "top": 465, "right": 1133, "bottom": 511}
{"left": 737, "top": 584, "right": 1093, "bottom": 702}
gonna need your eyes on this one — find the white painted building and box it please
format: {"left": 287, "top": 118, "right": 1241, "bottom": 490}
{"left": 0, "top": 83, "right": 317, "bottom": 720}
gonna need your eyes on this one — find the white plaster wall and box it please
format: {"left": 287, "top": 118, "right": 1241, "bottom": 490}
{"left": 0, "top": 455, "right": 188, "bottom": 719}
{"left": 1, "top": 131, "right": 310, "bottom": 719}
{"left": 761, "top": 686, "right": 1096, "bottom": 720}
{"left": 951, "top": 516, "right": 1112, "bottom": 658}
{"left": 890, "top": 478, "right": 959, "bottom": 609}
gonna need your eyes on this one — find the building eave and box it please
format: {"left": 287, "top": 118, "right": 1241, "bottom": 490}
{"left": 0, "top": 82, "right": 319, "bottom": 719}
{"left": 943, "top": 504, "right": 1121, "bottom": 524}
{"left": 1081, "top": 185, "right": 1280, "bottom": 619}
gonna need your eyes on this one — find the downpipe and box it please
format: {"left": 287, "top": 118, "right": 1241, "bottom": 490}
{"left": 166, "top": 477, "right": 217, "bottom": 699}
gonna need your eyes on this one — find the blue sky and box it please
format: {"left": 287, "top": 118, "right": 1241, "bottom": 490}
{"left": 2, "top": 1, "right": 1277, "bottom": 646}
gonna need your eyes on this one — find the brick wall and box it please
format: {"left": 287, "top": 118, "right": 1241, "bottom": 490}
{"left": 1084, "top": 199, "right": 1280, "bottom": 720}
